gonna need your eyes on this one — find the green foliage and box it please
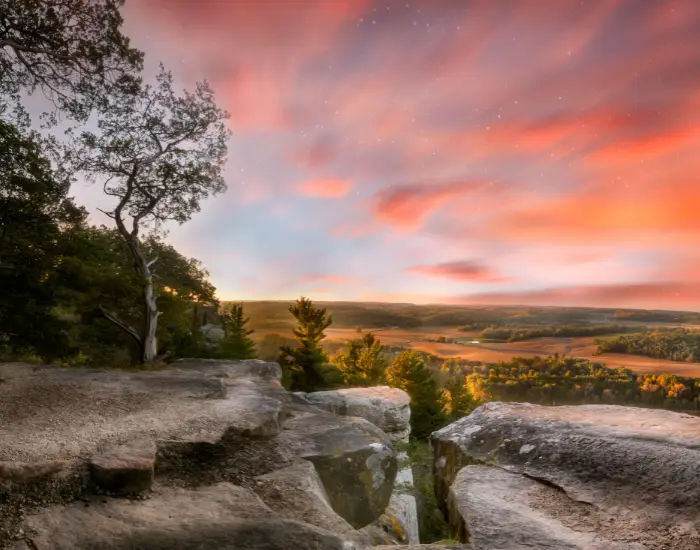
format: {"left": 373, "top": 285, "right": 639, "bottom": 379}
{"left": 0, "top": 121, "right": 84, "bottom": 360}
{"left": 332, "top": 332, "right": 387, "bottom": 386}
{"left": 596, "top": 329, "right": 700, "bottom": 362}
{"left": 387, "top": 350, "right": 446, "bottom": 439}
{"left": 438, "top": 359, "right": 478, "bottom": 420}
{"left": 453, "top": 355, "right": 699, "bottom": 411}
{"left": 218, "top": 303, "right": 256, "bottom": 359}
{"left": 50, "top": 225, "right": 217, "bottom": 366}
{"left": 279, "top": 297, "right": 340, "bottom": 390}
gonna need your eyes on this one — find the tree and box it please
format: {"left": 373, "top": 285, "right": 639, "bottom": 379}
{"left": 386, "top": 350, "right": 446, "bottom": 439}
{"left": 333, "top": 332, "right": 387, "bottom": 386}
{"left": 0, "top": 0, "right": 142, "bottom": 124}
{"left": 219, "top": 303, "right": 256, "bottom": 359}
{"left": 439, "top": 359, "right": 476, "bottom": 420}
{"left": 0, "top": 120, "right": 85, "bottom": 359}
{"left": 74, "top": 67, "right": 229, "bottom": 362}
{"left": 279, "top": 297, "right": 337, "bottom": 390}
{"left": 53, "top": 225, "right": 219, "bottom": 366}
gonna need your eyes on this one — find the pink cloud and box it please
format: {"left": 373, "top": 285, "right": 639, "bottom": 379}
{"left": 407, "top": 261, "right": 507, "bottom": 282}
{"left": 374, "top": 180, "right": 486, "bottom": 229}
{"left": 457, "top": 281, "right": 700, "bottom": 311}
{"left": 298, "top": 179, "right": 352, "bottom": 198}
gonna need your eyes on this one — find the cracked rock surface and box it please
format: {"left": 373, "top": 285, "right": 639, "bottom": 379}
{"left": 0, "top": 360, "right": 398, "bottom": 549}
{"left": 432, "top": 402, "right": 700, "bottom": 550}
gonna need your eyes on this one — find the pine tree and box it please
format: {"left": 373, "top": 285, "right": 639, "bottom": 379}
{"left": 219, "top": 303, "right": 256, "bottom": 359}
{"left": 439, "top": 359, "right": 477, "bottom": 420}
{"left": 386, "top": 350, "right": 446, "bottom": 439}
{"left": 278, "top": 297, "right": 337, "bottom": 390}
{"left": 333, "top": 332, "right": 387, "bottom": 386}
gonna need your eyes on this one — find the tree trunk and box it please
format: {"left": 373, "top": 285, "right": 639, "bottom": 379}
{"left": 121, "top": 230, "right": 160, "bottom": 363}
{"left": 142, "top": 262, "right": 159, "bottom": 362}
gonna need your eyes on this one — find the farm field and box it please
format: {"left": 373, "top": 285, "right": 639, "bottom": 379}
{"left": 251, "top": 324, "right": 700, "bottom": 378}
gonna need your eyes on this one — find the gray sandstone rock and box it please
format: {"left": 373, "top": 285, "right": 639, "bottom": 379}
{"left": 19, "top": 482, "right": 359, "bottom": 550}
{"left": 280, "top": 410, "right": 397, "bottom": 528}
{"left": 252, "top": 459, "right": 364, "bottom": 539}
{"left": 302, "top": 386, "right": 418, "bottom": 543}
{"left": 432, "top": 402, "right": 700, "bottom": 550}
{"left": 302, "top": 386, "right": 411, "bottom": 442}
{"left": 448, "top": 465, "right": 644, "bottom": 549}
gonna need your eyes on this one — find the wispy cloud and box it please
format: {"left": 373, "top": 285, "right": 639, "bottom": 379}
{"left": 407, "top": 261, "right": 508, "bottom": 283}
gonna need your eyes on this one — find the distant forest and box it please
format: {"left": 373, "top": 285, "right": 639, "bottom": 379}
{"left": 597, "top": 329, "right": 700, "bottom": 363}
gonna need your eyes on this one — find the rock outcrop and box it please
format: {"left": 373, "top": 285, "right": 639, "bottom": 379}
{"left": 432, "top": 402, "right": 700, "bottom": 550}
{"left": 301, "top": 386, "right": 411, "bottom": 442}
{"left": 13, "top": 482, "right": 355, "bottom": 550}
{"left": 303, "top": 387, "right": 419, "bottom": 544}
{"left": 0, "top": 360, "right": 401, "bottom": 549}
{"left": 279, "top": 410, "right": 397, "bottom": 528}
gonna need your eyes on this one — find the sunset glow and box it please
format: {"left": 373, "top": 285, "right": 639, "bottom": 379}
{"left": 72, "top": 0, "right": 700, "bottom": 310}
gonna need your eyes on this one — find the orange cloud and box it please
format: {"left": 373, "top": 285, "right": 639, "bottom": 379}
{"left": 298, "top": 179, "right": 352, "bottom": 198}
{"left": 495, "top": 181, "right": 700, "bottom": 244}
{"left": 587, "top": 126, "right": 700, "bottom": 166}
{"left": 407, "top": 261, "right": 507, "bottom": 282}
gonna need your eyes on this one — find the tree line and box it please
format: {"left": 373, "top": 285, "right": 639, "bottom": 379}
{"left": 596, "top": 329, "right": 700, "bottom": 363}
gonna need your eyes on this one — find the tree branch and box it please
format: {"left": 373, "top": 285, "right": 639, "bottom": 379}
{"left": 98, "top": 305, "right": 142, "bottom": 346}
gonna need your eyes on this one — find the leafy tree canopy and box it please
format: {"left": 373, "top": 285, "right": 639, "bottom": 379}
{"left": 386, "top": 350, "right": 446, "bottom": 439}
{"left": 0, "top": 0, "right": 143, "bottom": 124}
{"left": 333, "top": 332, "right": 387, "bottom": 387}
{"left": 72, "top": 66, "right": 229, "bottom": 362}
{"left": 0, "top": 120, "right": 84, "bottom": 358}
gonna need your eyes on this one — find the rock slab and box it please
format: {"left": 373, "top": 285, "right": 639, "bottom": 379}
{"left": 17, "top": 482, "right": 357, "bottom": 550}
{"left": 432, "top": 402, "right": 700, "bottom": 550}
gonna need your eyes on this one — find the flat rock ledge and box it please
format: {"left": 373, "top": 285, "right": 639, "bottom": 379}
{"left": 431, "top": 402, "right": 700, "bottom": 550}
{"left": 0, "top": 360, "right": 402, "bottom": 549}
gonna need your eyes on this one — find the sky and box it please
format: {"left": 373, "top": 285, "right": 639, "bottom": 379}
{"left": 71, "top": 0, "right": 700, "bottom": 310}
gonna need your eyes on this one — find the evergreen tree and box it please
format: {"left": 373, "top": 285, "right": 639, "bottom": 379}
{"left": 386, "top": 350, "right": 446, "bottom": 439}
{"left": 219, "top": 303, "right": 256, "bottom": 359}
{"left": 279, "top": 297, "right": 338, "bottom": 390}
{"left": 439, "top": 359, "right": 477, "bottom": 420}
{"left": 333, "top": 332, "right": 387, "bottom": 386}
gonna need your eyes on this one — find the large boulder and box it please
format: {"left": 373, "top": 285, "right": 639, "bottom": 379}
{"left": 15, "top": 482, "right": 360, "bottom": 550}
{"left": 302, "top": 386, "right": 411, "bottom": 442}
{"left": 280, "top": 410, "right": 397, "bottom": 528}
{"left": 432, "top": 402, "right": 700, "bottom": 550}
{"left": 302, "top": 386, "right": 418, "bottom": 543}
